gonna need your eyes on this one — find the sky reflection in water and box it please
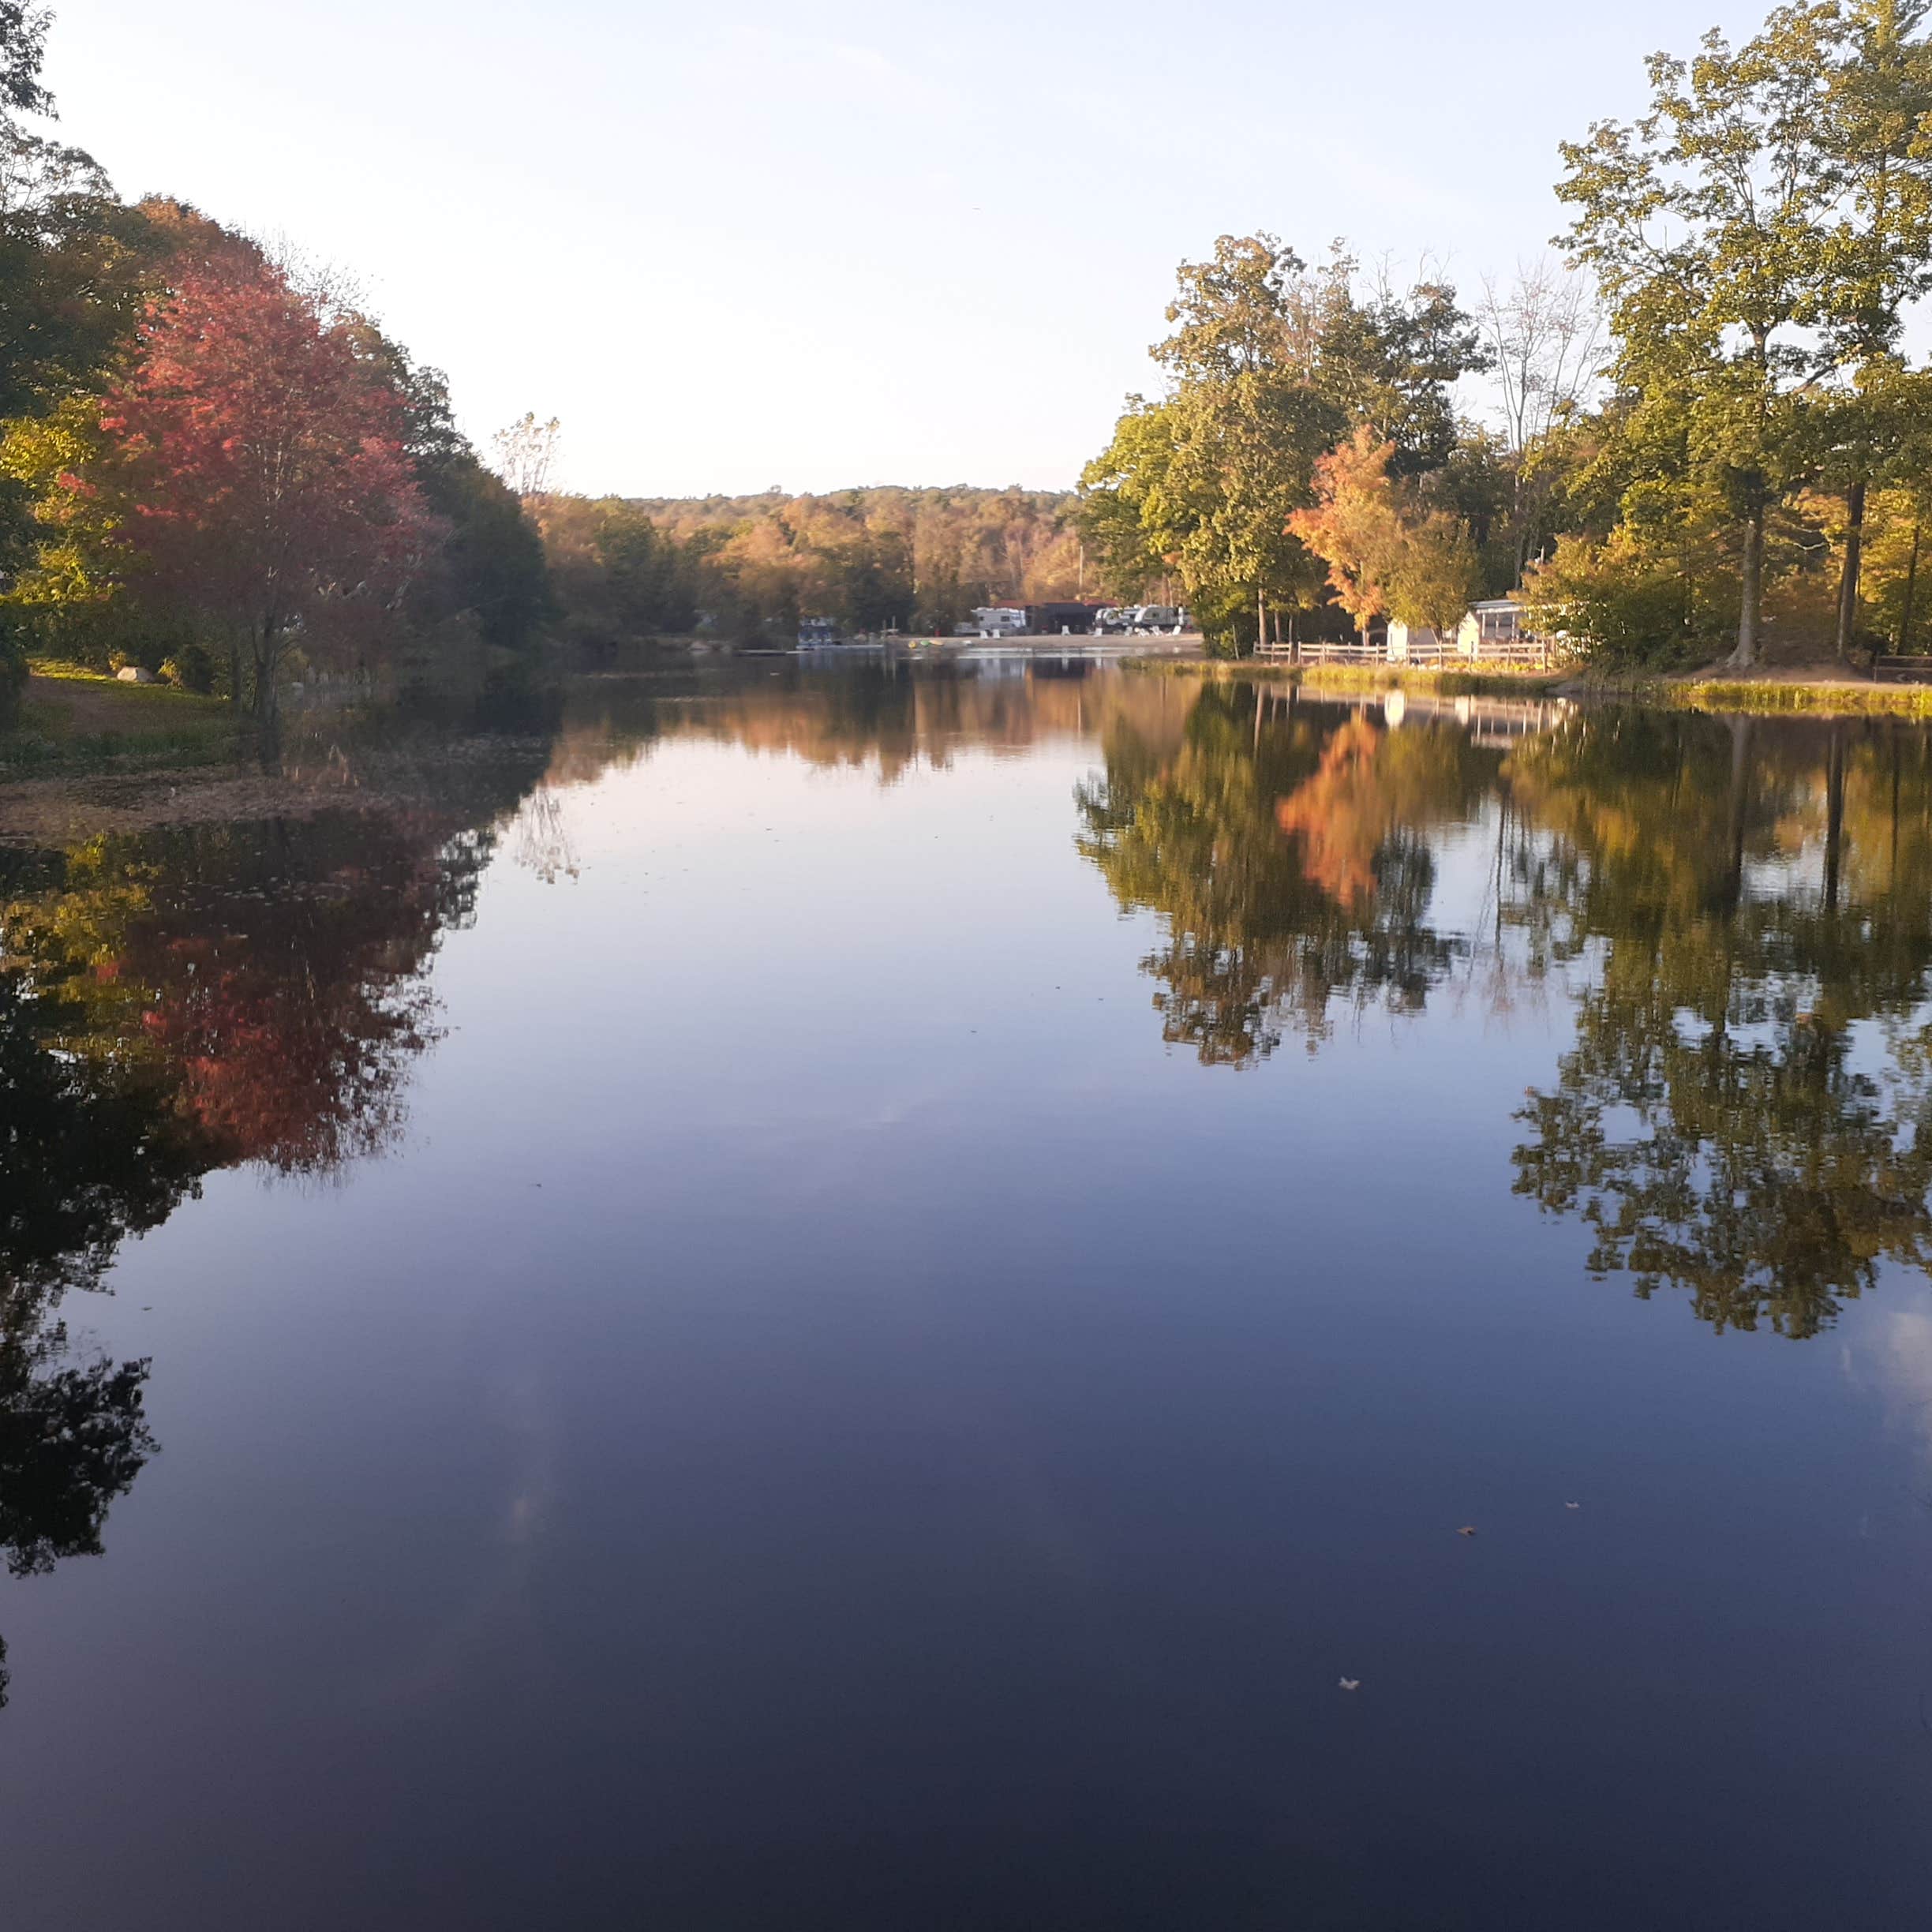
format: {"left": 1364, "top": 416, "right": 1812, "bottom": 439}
{"left": 2, "top": 665, "right": 1930, "bottom": 1931}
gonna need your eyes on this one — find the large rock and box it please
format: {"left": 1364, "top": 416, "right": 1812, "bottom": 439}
{"left": 115, "top": 666, "right": 159, "bottom": 683}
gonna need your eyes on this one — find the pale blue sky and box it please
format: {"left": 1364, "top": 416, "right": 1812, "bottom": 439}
{"left": 49, "top": 2, "right": 1767, "bottom": 497}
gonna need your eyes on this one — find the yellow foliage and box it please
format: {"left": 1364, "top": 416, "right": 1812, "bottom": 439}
{"left": 0, "top": 394, "right": 125, "bottom": 612}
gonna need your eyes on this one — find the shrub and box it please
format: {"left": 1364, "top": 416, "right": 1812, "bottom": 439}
{"left": 0, "top": 630, "right": 24, "bottom": 725}
{"left": 8, "top": 598, "right": 197, "bottom": 676}
{"left": 1520, "top": 534, "right": 1720, "bottom": 671}
{"left": 161, "top": 643, "right": 215, "bottom": 693}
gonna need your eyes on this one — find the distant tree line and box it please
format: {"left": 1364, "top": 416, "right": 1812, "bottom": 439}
{"left": 531, "top": 486, "right": 1091, "bottom": 650}
{"left": 1080, "top": 0, "right": 1932, "bottom": 670}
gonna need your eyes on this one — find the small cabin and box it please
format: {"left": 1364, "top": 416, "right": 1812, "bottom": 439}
{"left": 1458, "top": 601, "right": 1527, "bottom": 654}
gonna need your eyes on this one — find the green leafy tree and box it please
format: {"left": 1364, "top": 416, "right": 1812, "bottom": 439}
{"left": 0, "top": 17, "right": 161, "bottom": 704}
{"left": 1807, "top": 2, "right": 1932, "bottom": 657}
{"left": 1520, "top": 527, "right": 1713, "bottom": 665}
{"left": 0, "top": 5, "right": 51, "bottom": 119}
{"left": 1085, "top": 235, "right": 1342, "bottom": 651}
{"left": 365, "top": 347, "right": 554, "bottom": 658}
{"left": 1080, "top": 237, "right": 1490, "bottom": 651}
{"left": 1309, "top": 249, "right": 1491, "bottom": 476}
{"left": 1559, "top": 8, "right": 1840, "bottom": 668}
{"left": 1076, "top": 395, "right": 1182, "bottom": 599}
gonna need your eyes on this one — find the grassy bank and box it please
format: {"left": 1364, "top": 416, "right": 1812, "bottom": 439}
{"left": 1128, "top": 652, "right": 1932, "bottom": 718}
{"left": 2, "top": 665, "right": 244, "bottom": 772}
{"left": 1660, "top": 675, "right": 1932, "bottom": 718}
{"left": 1565, "top": 665, "right": 1932, "bottom": 717}
{"left": 1127, "top": 657, "right": 1568, "bottom": 698}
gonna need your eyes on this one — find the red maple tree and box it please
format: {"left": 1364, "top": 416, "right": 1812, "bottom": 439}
{"left": 99, "top": 250, "right": 432, "bottom": 718}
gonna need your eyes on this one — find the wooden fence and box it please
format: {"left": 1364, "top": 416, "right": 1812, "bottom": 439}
{"left": 1254, "top": 638, "right": 1558, "bottom": 671}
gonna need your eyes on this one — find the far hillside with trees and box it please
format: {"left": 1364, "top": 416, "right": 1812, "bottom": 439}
{"left": 531, "top": 486, "right": 1097, "bottom": 652}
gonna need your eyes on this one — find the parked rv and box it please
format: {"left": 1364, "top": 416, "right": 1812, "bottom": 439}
{"left": 972, "top": 607, "right": 1029, "bottom": 636}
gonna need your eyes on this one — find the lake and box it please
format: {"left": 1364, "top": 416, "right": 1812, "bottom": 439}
{"left": 2, "top": 665, "right": 1930, "bottom": 1930}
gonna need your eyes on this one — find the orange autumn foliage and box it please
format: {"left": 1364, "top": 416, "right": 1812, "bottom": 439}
{"left": 1274, "top": 717, "right": 1391, "bottom": 906}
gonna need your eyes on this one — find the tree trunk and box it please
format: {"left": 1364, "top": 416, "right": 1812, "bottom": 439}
{"left": 1256, "top": 584, "right": 1265, "bottom": 660}
{"left": 1824, "top": 722, "right": 1845, "bottom": 915}
{"left": 1724, "top": 715, "right": 1754, "bottom": 914}
{"left": 1891, "top": 732, "right": 1902, "bottom": 887}
{"left": 1728, "top": 500, "right": 1766, "bottom": 671}
{"left": 1900, "top": 519, "right": 1922, "bottom": 652}
{"left": 1834, "top": 477, "right": 1866, "bottom": 665}
{"left": 253, "top": 619, "right": 279, "bottom": 728}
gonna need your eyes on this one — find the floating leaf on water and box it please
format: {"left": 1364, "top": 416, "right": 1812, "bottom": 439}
{"left": 1339, "top": 1678, "right": 1361, "bottom": 1691}
{"left": 1457, "top": 1526, "right": 1477, "bottom": 1537}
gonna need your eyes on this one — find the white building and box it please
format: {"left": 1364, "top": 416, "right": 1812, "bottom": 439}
{"left": 1458, "top": 601, "right": 1529, "bottom": 654}
{"left": 1383, "top": 601, "right": 1538, "bottom": 663}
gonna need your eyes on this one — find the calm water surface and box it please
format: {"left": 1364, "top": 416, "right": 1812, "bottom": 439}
{"left": 3, "top": 665, "right": 1931, "bottom": 1929}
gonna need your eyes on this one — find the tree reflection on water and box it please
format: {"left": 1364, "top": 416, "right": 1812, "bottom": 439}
{"left": 1507, "top": 712, "right": 1932, "bottom": 1337}
{"left": 1076, "top": 683, "right": 1496, "bottom": 1061}
{"left": 10, "top": 667, "right": 1932, "bottom": 1705}
{"left": 548, "top": 666, "right": 1932, "bottom": 1338}
{"left": 1077, "top": 683, "right": 1932, "bottom": 1338}
{"left": 0, "top": 751, "right": 548, "bottom": 1705}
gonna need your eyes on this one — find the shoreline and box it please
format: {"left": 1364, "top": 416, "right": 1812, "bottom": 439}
{"left": 1125, "top": 657, "right": 1570, "bottom": 700}
{"left": 1127, "top": 655, "right": 1932, "bottom": 717}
